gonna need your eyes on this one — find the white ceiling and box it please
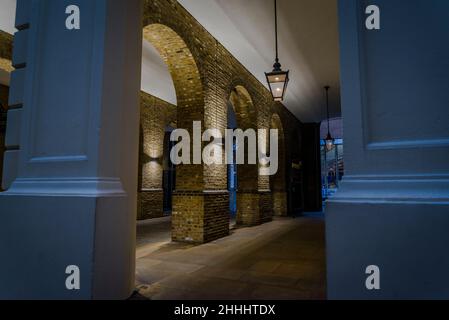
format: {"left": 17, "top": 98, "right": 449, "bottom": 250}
{"left": 141, "top": 40, "right": 177, "bottom": 105}
{"left": 0, "top": 0, "right": 341, "bottom": 122}
{"left": 0, "top": 0, "right": 16, "bottom": 34}
{"left": 178, "top": 0, "right": 341, "bottom": 123}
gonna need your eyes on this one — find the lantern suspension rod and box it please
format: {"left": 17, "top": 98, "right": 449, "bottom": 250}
{"left": 325, "top": 86, "right": 331, "bottom": 135}
{"left": 274, "top": 0, "right": 279, "bottom": 63}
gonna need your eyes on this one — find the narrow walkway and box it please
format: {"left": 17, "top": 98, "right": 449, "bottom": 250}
{"left": 136, "top": 216, "right": 326, "bottom": 300}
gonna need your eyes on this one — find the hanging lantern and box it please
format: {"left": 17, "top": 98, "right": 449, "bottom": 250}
{"left": 325, "top": 132, "right": 334, "bottom": 152}
{"left": 266, "top": 64, "right": 290, "bottom": 102}
{"left": 265, "top": 0, "right": 290, "bottom": 102}
{"left": 324, "top": 86, "right": 334, "bottom": 152}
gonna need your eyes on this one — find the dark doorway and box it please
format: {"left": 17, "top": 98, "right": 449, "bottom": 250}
{"left": 162, "top": 129, "right": 176, "bottom": 214}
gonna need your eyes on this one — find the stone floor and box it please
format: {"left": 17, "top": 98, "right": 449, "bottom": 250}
{"left": 135, "top": 215, "right": 326, "bottom": 300}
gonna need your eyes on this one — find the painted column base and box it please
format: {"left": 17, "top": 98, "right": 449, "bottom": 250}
{"left": 326, "top": 200, "right": 449, "bottom": 299}
{"left": 172, "top": 190, "right": 229, "bottom": 243}
{"left": 0, "top": 193, "right": 136, "bottom": 300}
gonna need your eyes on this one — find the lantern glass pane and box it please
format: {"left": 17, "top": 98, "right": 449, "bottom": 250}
{"left": 271, "top": 81, "right": 285, "bottom": 100}
{"left": 266, "top": 70, "right": 289, "bottom": 101}
{"left": 267, "top": 73, "right": 287, "bottom": 83}
{"left": 326, "top": 139, "right": 334, "bottom": 152}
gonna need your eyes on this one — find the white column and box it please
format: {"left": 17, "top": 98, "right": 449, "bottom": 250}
{"left": 327, "top": 0, "right": 449, "bottom": 299}
{"left": 0, "top": 0, "right": 142, "bottom": 299}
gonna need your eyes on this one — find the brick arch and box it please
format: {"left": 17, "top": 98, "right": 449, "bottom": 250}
{"left": 142, "top": 21, "right": 231, "bottom": 243}
{"left": 142, "top": 23, "right": 205, "bottom": 190}
{"left": 229, "top": 85, "right": 258, "bottom": 130}
{"left": 270, "top": 113, "right": 288, "bottom": 216}
{"left": 227, "top": 85, "right": 262, "bottom": 226}
{"left": 140, "top": 0, "right": 302, "bottom": 240}
{"left": 143, "top": 23, "right": 203, "bottom": 109}
{"left": 224, "top": 79, "right": 264, "bottom": 128}
{"left": 228, "top": 85, "right": 258, "bottom": 191}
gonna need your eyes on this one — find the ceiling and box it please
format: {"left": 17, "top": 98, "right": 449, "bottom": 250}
{"left": 178, "top": 0, "right": 341, "bottom": 122}
{"left": 0, "top": 0, "right": 341, "bottom": 123}
{"left": 0, "top": 0, "right": 15, "bottom": 34}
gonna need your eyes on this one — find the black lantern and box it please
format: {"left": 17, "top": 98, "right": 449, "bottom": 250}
{"left": 324, "top": 86, "right": 334, "bottom": 151}
{"left": 265, "top": 0, "right": 289, "bottom": 102}
{"left": 325, "top": 132, "right": 334, "bottom": 152}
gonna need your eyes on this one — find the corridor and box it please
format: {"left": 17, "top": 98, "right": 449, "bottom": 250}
{"left": 135, "top": 216, "right": 326, "bottom": 300}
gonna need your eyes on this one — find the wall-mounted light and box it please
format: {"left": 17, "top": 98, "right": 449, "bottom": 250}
{"left": 265, "top": 0, "right": 289, "bottom": 102}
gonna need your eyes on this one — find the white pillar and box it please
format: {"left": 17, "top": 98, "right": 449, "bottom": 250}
{"left": 327, "top": 0, "right": 449, "bottom": 299}
{"left": 0, "top": 0, "right": 142, "bottom": 299}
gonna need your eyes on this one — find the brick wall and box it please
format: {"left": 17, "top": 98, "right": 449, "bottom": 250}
{"left": 0, "top": 31, "right": 13, "bottom": 73}
{"left": 141, "top": 0, "right": 304, "bottom": 240}
{"left": 270, "top": 113, "right": 287, "bottom": 216}
{"left": 272, "top": 102, "right": 304, "bottom": 215}
{"left": 138, "top": 91, "right": 176, "bottom": 219}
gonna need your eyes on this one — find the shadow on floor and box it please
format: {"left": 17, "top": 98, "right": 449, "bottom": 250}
{"left": 135, "top": 216, "right": 326, "bottom": 300}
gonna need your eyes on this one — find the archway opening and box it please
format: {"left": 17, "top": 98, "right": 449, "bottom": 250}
{"left": 137, "top": 22, "right": 206, "bottom": 250}
{"left": 320, "top": 117, "right": 344, "bottom": 200}
{"left": 227, "top": 85, "right": 259, "bottom": 226}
